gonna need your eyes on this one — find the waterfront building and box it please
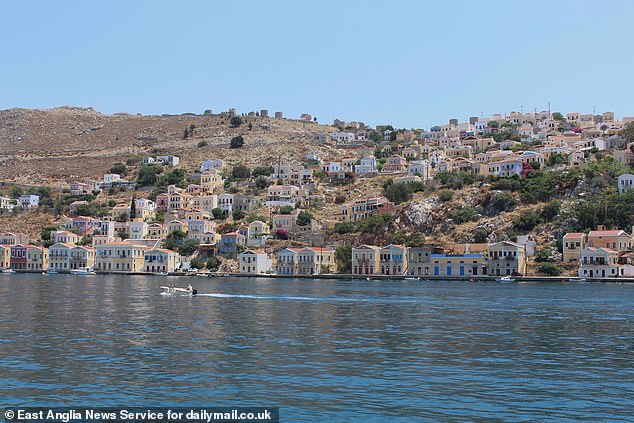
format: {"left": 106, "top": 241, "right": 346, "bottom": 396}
{"left": 143, "top": 248, "right": 181, "bottom": 273}
{"left": 563, "top": 233, "right": 585, "bottom": 263}
{"left": 9, "top": 244, "right": 28, "bottom": 270}
{"left": 276, "top": 248, "right": 301, "bottom": 275}
{"left": 0, "top": 245, "right": 11, "bottom": 269}
{"left": 95, "top": 241, "right": 148, "bottom": 272}
{"left": 0, "top": 233, "right": 30, "bottom": 245}
{"left": 69, "top": 246, "right": 95, "bottom": 270}
{"left": 579, "top": 247, "right": 620, "bottom": 278}
{"left": 587, "top": 229, "right": 631, "bottom": 251}
{"left": 239, "top": 250, "right": 273, "bottom": 275}
{"left": 406, "top": 246, "right": 433, "bottom": 276}
{"left": 26, "top": 246, "right": 48, "bottom": 271}
{"left": 487, "top": 241, "right": 527, "bottom": 276}
{"left": 49, "top": 243, "right": 73, "bottom": 271}
{"left": 297, "top": 247, "right": 336, "bottom": 275}
{"left": 352, "top": 245, "right": 381, "bottom": 275}
{"left": 379, "top": 244, "right": 408, "bottom": 275}
{"left": 430, "top": 253, "right": 488, "bottom": 277}
{"left": 50, "top": 231, "right": 79, "bottom": 245}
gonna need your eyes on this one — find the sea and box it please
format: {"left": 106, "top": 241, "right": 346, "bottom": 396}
{"left": 1, "top": 274, "right": 633, "bottom": 422}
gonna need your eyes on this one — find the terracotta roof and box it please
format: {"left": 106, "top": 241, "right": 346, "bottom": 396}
{"left": 588, "top": 230, "right": 627, "bottom": 236}
{"left": 564, "top": 233, "right": 585, "bottom": 238}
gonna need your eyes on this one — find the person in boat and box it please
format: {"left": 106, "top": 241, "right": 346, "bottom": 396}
{"left": 169, "top": 281, "right": 174, "bottom": 293}
{"left": 187, "top": 283, "right": 193, "bottom": 293}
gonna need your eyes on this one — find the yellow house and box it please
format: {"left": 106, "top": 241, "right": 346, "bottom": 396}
{"left": 563, "top": 233, "right": 585, "bottom": 263}
{"left": 0, "top": 245, "right": 11, "bottom": 269}
{"left": 70, "top": 246, "right": 96, "bottom": 270}
{"left": 27, "top": 246, "right": 48, "bottom": 271}
{"left": 96, "top": 241, "right": 148, "bottom": 272}
{"left": 49, "top": 242, "right": 73, "bottom": 271}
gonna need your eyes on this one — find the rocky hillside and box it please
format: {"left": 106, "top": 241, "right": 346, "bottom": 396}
{"left": 0, "top": 106, "right": 338, "bottom": 185}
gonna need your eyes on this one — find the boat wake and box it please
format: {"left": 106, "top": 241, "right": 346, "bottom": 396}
{"left": 195, "top": 292, "right": 370, "bottom": 302}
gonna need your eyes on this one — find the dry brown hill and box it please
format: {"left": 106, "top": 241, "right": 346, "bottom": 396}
{"left": 0, "top": 106, "right": 339, "bottom": 184}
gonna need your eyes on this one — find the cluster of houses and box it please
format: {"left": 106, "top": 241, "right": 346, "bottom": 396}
{"left": 0, "top": 194, "right": 40, "bottom": 211}
{"left": 315, "top": 111, "right": 634, "bottom": 186}
{"left": 563, "top": 228, "right": 634, "bottom": 278}
{"left": 2, "top": 110, "right": 633, "bottom": 278}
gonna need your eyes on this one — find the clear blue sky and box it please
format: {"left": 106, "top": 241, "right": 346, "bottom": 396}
{"left": 2, "top": 0, "right": 634, "bottom": 128}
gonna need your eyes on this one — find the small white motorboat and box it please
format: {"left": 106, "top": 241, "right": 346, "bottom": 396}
{"left": 160, "top": 285, "right": 197, "bottom": 295}
{"left": 496, "top": 275, "right": 516, "bottom": 282}
{"left": 46, "top": 268, "right": 58, "bottom": 274}
{"left": 1, "top": 268, "right": 15, "bottom": 274}
{"left": 568, "top": 277, "right": 587, "bottom": 282}
{"left": 70, "top": 267, "right": 96, "bottom": 275}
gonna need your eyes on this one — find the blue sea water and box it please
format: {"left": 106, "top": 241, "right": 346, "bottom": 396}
{"left": 1, "top": 274, "right": 633, "bottom": 422}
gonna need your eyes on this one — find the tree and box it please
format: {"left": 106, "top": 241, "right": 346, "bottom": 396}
{"left": 472, "top": 228, "right": 489, "bottom": 243}
{"left": 296, "top": 211, "right": 313, "bottom": 226}
{"left": 231, "top": 163, "right": 251, "bottom": 179}
{"left": 279, "top": 205, "right": 293, "bottom": 214}
{"left": 383, "top": 182, "right": 411, "bottom": 205}
{"left": 274, "top": 229, "right": 289, "bottom": 240}
{"left": 252, "top": 166, "right": 274, "bottom": 177}
{"left": 130, "top": 194, "right": 136, "bottom": 219}
{"left": 489, "top": 192, "right": 516, "bottom": 214}
{"left": 541, "top": 200, "right": 561, "bottom": 222}
{"left": 163, "top": 168, "right": 186, "bottom": 186}
{"left": 212, "top": 208, "right": 223, "bottom": 219}
{"left": 552, "top": 112, "right": 564, "bottom": 121}
{"left": 513, "top": 209, "right": 542, "bottom": 232}
{"left": 233, "top": 210, "right": 245, "bottom": 220}
{"left": 537, "top": 263, "right": 564, "bottom": 276}
{"left": 335, "top": 245, "right": 352, "bottom": 274}
{"left": 179, "top": 239, "right": 200, "bottom": 256}
{"left": 197, "top": 140, "right": 208, "bottom": 147}
{"left": 255, "top": 176, "right": 269, "bottom": 189}
{"left": 206, "top": 257, "right": 220, "bottom": 271}
{"left": 547, "top": 153, "right": 566, "bottom": 166}
{"left": 41, "top": 226, "right": 57, "bottom": 247}
{"left": 189, "top": 257, "right": 205, "bottom": 270}
{"left": 137, "top": 165, "right": 161, "bottom": 187}
{"left": 230, "top": 135, "right": 245, "bottom": 149}
{"left": 535, "top": 249, "right": 551, "bottom": 262}
{"left": 9, "top": 185, "right": 23, "bottom": 199}
{"left": 621, "top": 121, "right": 634, "bottom": 143}
{"left": 230, "top": 116, "right": 242, "bottom": 127}
{"left": 110, "top": 162, "right": 127, "bottom": 176}
{"left": 438, "top": 190, "right": 454, "bottom": 202}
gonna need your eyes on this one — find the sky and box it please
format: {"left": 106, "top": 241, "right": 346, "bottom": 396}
{"left": 1, "top": 0, "right": 634, "bottom": 128}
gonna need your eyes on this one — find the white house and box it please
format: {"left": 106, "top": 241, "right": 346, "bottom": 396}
{"left": 355, "top": 156, "right": 377, "bottom": 174}
{"left": 239, "top": 249, "right": 273, "bottom": 274}
{"left": 408, "top": 160, "right": 432, "bottom": 180}
{"left": 617, "top": 173, "right": 634, "bottom": 193}
{"left": 19, "top": 195, "right": 40, "bottom": 209}
{"left": 135, "top": 198, "right": 156, "bottom": 211}
{"left": 331, "top": 132, "right": 355, "bottom": 143}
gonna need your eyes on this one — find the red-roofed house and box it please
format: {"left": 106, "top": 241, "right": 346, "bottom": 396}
{"left": 587, "top": 230, "right": 631, "bottom": 251}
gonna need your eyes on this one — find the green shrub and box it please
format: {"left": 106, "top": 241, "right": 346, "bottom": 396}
{"left": 537, "top": 263, "right": 565, "bottom": 276}
{"left": 438, "top": 190, "right": 454, "bottom": 202}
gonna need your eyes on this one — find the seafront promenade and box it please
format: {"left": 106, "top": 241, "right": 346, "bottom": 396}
{"left": 7, "top": 269, "right": 634, "bottom": 283}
